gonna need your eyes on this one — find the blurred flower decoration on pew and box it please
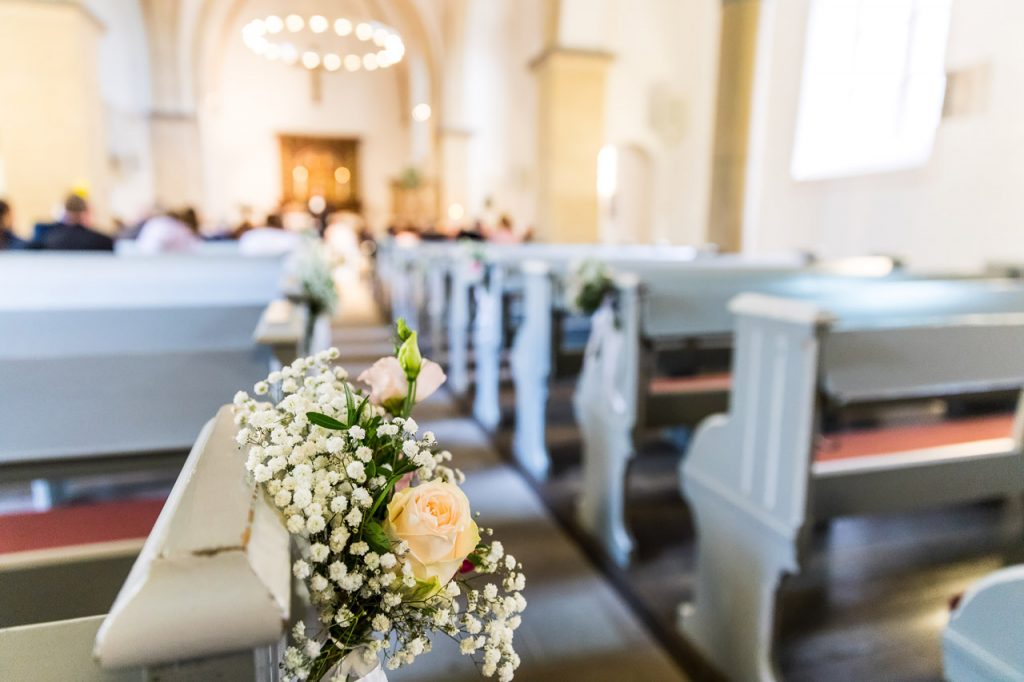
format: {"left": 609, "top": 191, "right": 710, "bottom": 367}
{"left": 567, "top": 259, "right": 615, "bottom": 316}
{"left": 233, "top": 319, "right": 525, "bottom": 682}
{"left": 285, "top": 236, "right": 341, "bottom": 318}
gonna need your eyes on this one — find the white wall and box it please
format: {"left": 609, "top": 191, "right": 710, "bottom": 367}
{"left": 86, "top": 0, "right": 155, "bottom": 225}
{"left": 600, "top": 0, "right": 719, "bottom": 245}
{"left": 0, "top": 1, "right": 109, "bottom": 234}
{"left": 458, "top": 0, "right": 544, "bottom": 228}
{"left": 743, "top": 0, "right": 1024, "bottom": 271}
{"left": 198, "top": 1, "right": 411, "bottom": 230}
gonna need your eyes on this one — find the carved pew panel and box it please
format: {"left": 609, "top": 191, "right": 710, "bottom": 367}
{"left": 680, "top": 292, "right": 1024, "bottom": 682}
{"left": 944, "top": 565, "right": 1024, "bottom": 681}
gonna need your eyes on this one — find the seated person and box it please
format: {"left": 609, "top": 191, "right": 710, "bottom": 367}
{"left": 0, "top": 199, "right": 26, "bottom": 250}
{"left": 238, "top": 213, "right": 301, "bottom": 255}
{"left": 37, "top": 194, "right": 114, "bottom": 251}
{"left": 134, "top": 209, "right": 201, "bottom": 254}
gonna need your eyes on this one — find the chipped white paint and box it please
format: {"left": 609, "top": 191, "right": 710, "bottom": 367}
{"left": 95, "top": 406, "right": 290, "bottom": 668}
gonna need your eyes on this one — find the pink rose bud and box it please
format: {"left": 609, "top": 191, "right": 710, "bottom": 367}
{"left": 460, "top": 559, "right": 475, "bottom": 574}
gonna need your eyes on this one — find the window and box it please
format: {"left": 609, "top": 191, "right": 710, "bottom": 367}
{"left": 790, "top": 0, "right": 952, "bottom": 181}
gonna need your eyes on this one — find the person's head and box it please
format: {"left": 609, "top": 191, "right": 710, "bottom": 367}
{"left": 0, "top": 199, "right": 10, "bottom": 230}
{"left": 265, "top": 213, "right": 283, "bottom": 229}
{"left": 499, "top": 214, "right": 513, "bottom": 230}
{"left": 179, "top": 206, "right": 199, "bottom": 233}
{"left": 63, "top": 194, "right": 90, "bottom": 226}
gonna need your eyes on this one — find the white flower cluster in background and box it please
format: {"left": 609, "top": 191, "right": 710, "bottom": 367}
{"left": 234, "top": 341, "right": 525, "bottom": 682}
{"left": 565, "top": 258, "right": 615, "bottom": 316}
{"left": 285, "top": 236, "right": 340, "bottom": 317}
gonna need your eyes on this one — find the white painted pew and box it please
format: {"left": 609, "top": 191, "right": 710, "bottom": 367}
{"left": 510, "top": 255, "right": 810, "bottom": 478}
{"left": 465, "top": 244, "right": 711, "bottom": 428}
{"left": 0, "top": 253, "right": 286, "bottom": 478}
{"left": 0, "top": 252, "right": 283, "bottom": 309}
{"left": 378, "top": 240, "right": 463, "bottom": 350}
{"left": 115, "top": 239, "right": 243, "bottom": 257}
{"left": 574, "top": 270, "right": 1008, "bottom": 566}
{"left": 680, "top": 290, "right": 1024, "bottom": 682}
{"left": 0, "top": 407, "right": 289, "bottom": 680}
{"left": 944, "top": 565, "right": 1024, "bottom": 681}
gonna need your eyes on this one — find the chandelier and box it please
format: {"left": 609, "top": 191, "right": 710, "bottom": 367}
{"left": 242, "top": 13, "right": 405, "bottom": 72}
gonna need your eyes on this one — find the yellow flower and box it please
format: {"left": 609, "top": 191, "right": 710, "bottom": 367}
{"left": 384, "top": 481, "right": 479, "bottom": 585}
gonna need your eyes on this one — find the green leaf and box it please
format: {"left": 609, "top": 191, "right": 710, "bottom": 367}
{"left": 354, "top": 393, "right": 371, "bottom": 423}
{"left": 363, "top": 520, "right": 392, "bottom": 554}
{"left": 306, "top": 412, "right": 346, "bottom": 430}
{"left": 343, "top": 383, "right": 356, "bottom": 425}
{"left": 465, "top": 552, "right": 483, "bottom": 568}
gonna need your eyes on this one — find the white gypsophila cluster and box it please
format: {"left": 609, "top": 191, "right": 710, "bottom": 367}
{"left": 233, "top": 348, "right": 525, "bottom": 682}
{"left": 286, "top": 236, "right": 339, "bottom": 317}
{"left": 565, "top": 258, "right": 614, "bottom": 316}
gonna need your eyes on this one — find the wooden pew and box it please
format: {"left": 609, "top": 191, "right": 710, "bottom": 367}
{"left": 0, "top": 253, "right": 286, "bottom": 481}
{"left": 509, "top": 255, "right": 809, "bottom": 478}
{"left": 0, "top": 407, "right": 289, "bottom": 679}
{"left": 445, "top": 243, "right": 707, "bottom": 407}
{"left": 377, "top": 240, "right": 463, "bottom": 354}
{"left": 943, "top": 565, "right": 1024, "bottom": 681}
{"left": 680, "top": 290, "right": 1024, "bottom": 682}
{"left": 572, "top": 267, "right": 1002, "bottom": 566}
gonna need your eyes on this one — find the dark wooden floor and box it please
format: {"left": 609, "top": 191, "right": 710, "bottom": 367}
{"left": 486, "top": 375, "right": 1024, "bottom": 682}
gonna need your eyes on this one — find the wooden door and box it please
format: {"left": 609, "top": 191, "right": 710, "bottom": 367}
{"left": 279, "top": 134, "right": 360, "bottom": 211}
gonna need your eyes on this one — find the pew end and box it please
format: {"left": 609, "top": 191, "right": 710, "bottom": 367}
{"left": 254, "top": 298, "right": 311, "bottom": 368}
{"left": 92, "top": 405, "right": 290, "bottom": 669}
{"left": 943, "top": 564, "right": 1024, "bottom": 681}
{"left": 680, "top": 291, "right": 1024, "bottom": 682}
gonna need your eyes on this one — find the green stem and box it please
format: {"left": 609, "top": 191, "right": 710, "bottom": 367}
{"left": 401, "top": 377, "right": 417, "bottom": 419}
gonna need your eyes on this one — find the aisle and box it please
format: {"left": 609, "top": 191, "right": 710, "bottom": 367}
{"left": 331, "top": 316, "right": 688, "bottom": 682}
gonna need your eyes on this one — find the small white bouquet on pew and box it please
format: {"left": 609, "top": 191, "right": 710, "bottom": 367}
{"left": 566, "top": 259, "right": 615, "bottom": 316}
{"left": 287, "top": 236, "right": 340, "bottom": 318}
{"left": 233, "top": 320, "right": 525, "bottom": 682}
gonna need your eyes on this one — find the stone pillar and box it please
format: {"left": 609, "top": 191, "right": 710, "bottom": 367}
{"left": 531, "top": 47, "right": 613, "bottom": 243}
{"left": 149, "top": 113, "right": 204, "bottom": 208}
{"left": 707, "top": 0, "right": 762, "bottom": 252}
{"left": 0, "top": 1, "right": 109, "bottom": 234}
{"left": 438, "top": 127, "right": 472, "bottom": 223}
{"left": 141, "top": 0, "right": 204, "bottom": 210}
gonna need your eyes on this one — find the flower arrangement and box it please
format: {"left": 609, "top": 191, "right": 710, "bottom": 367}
{"left": 287, "top": 236, "right": 340, "bottom": 318}
{"left": 567, "top": 259, "right": 615, "bottom": 316}
{"left": 233, "top": 320, "right": 525, "bottom": 681}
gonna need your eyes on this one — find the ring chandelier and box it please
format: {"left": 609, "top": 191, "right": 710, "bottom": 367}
{"left": 242, "top": 13, "right": 405, "bottom": 72}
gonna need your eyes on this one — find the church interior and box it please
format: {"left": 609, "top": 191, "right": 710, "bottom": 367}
{"left": 2, "top": 1, "right": 1024, "bottom": 680}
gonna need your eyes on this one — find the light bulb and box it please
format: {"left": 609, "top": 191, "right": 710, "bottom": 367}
{"left": 344, "top": 54, "right": 362, "bottom": 71}
{"left": 265, "top": 15, "right": 284, "bottom": 34}
{"left": 309, "top": 15, "right": 328, "bottom": 33}
{"left": 355, "top": 22, "right": 373, "bottom": 41}
{"left": 363, "top": 53, "right": 378, "bottom": 71}
{"left": 285, "top": 14, "right": 304, "bottom": 32}
{"left": 302, "top": 51, "right": 321, "bottom": 70}
{"left": 412, "top": 103, "right": 432, "bottom": 122}
{"left": 334, "top": 18, "right": 353, "bottom": 36}
{"left": 323, "top": 53, "right": 342, "bottom": 71}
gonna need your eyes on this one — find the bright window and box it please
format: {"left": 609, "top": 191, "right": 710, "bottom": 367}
{"left": 790, "top": 0, "right": 953, "bottom": 181}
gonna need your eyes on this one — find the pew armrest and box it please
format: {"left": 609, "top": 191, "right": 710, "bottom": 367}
{"left": 944, "top": 565, "right": 1024, "bottom": 681}
{"left": 254, "top": 299, "right": 310, "bottom": 365}
{"left": 93, "top": 406, "right": 290, "bottom": 668}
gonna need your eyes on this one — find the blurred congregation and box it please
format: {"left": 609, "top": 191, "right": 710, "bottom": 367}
{"left": 3, "top": 0, "right": 1024, "bottom": 681}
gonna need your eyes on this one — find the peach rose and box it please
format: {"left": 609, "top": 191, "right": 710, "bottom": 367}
{"left": 357, "top": 357, "right": 446, "bottom": 412}
{"left": 384, "top": 481, "right": 480, "bottom": 585}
